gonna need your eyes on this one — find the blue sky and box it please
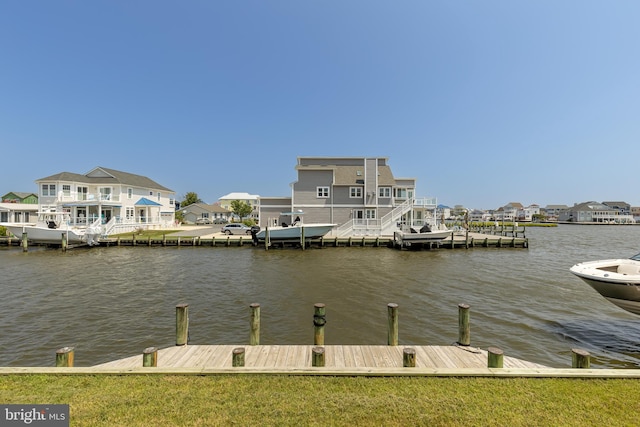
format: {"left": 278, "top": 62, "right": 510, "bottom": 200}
{"left": 2, "top": 1, "right": 639, "bottom": 210}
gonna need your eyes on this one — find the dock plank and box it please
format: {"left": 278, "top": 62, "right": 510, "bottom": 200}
{"left": 92, "top": 345, "right": 549, "bottom": 371}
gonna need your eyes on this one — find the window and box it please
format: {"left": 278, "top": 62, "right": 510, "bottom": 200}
{"left": 99, "top": 187, "right": 112, "bottom": 201}
{"left": 157, "top": 192, "right": 161, "bottom": 201}
{"left": 366, "top": 209, "right": 376, "bottom": 219}
{"left": 169, "top": 198, "right": 175, "bottom": 206}
{"left": 62, "top": 185, "right": 71, "bottom": 197}
{"left": 77, "top": 186, "right": 88, "bottom": 200}
{"left": 379, "top": 187, "right": 391, "bottom": 198}
{"left": 126, "top": 207, "right": 134, "bottom": 219}
{"left": 317, "top": 187, "right": 329, "bottom": 198}
{"left": 41, "top": 184, "right": 56, "bottom": 196}
{"left": 394, "top": 188, "right": 407, "bottom": 199}
{"left": 128, "top": 188, "right": 133, "bottom": 199}
{"left": 350, "top": 187, "right": 362, "bottom": 198}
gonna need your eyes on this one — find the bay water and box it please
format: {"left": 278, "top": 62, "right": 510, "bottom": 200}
{"left": 1, "top": 225, "right": 639, "bottom": 368}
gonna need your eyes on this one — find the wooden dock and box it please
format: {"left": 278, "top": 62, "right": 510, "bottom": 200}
{"left": 93, "top": 344, "right": 548, "bottom": 370}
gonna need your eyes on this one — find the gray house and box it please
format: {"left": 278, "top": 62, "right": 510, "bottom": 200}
{"left": 559, "top": 201, "right": 635, "bottom": 224}
{"left": 259, "top": 157, "right": 435, "bottom": 236}
{"left": 177, "top": 203, "right": 231, "bottom": 224}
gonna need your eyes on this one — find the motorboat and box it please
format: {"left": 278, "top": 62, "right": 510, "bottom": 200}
{"left": 570, "top": 253, "right": 640, "bottom": 316}
{"left": 255, "top": 212, "right": 335, "bottom": 242}
{"left": 393, "top": 223, "right": 452, "bottom": 248}
{"left": 3, "top": 211, "right": 103, "bottom": 246}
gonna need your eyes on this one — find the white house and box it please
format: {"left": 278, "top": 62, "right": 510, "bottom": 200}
{"left": 35, "top": 166, "right": 176, "bottom": 234}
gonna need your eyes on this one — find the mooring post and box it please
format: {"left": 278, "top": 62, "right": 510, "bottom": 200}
{"left": 250, "top": 303, "right": 260, "bottom": 345}
{"left": 312, "top": 346, "right": 325, "bottom": 367}
{"left": 162, "top": 234, "right": 166, "bottom": 247}
{"left": 301, "top": 226, "right": 305, "bottom": 250}
{"left": 176, "top": 303, "right": 189, "bottom": 346}
{"left": 572, "top": 348, "right": 591, "bottom": 368}
{"left": 457, "top": 303, "right": 471, "bottom": 346}
{"left": 61, "top": 232, "right": 67, "bottom": 252}
{"left": 55, "top": 347, "right": 74, "bottom": 367}
{"left": 232, "top": 347, "right": 245, "bottom": 367}
{"left": 143, "top": 347, "right": 158, "bottom": 367}
{"left": 487, "top": 347, "right": 504, "bottom": 368}
{"left": 313, "top": 303, "right": 326, "bottom": 345}
{"left": 387, "top": 303, "right": 399, "bottom": 346}
{"left": 21, "top": 232, "right": 28, "bottom": 252}
{"left": 403, "top": 347, "right": 416, "bottom": 367}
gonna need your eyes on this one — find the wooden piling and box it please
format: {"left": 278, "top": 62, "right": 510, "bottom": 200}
{"left": 162, "top": 234, "right": 166, "bottom": 247}
{"left": 572, "top": 348, "right": 591, "bottom": 368}
{"left": 22, "top": 232, "right": 28, "bottom": 252}
{"left": 313, "top": 303, "right": 326, "bottom": 345}
{"left": 232, "top": 347, "right": 245, "bottom": 367}
{"left": 250, "top": 303, "right": 260, "bottom": 345}
{"left": 387, "top": 303, "right": 399, "bottom": 346}
{"left": 457, "top": 303, "right": 471, "bottom": 346}
{"left": 488, "top": 347, "right": 504, "bottom": 368}
{"left": 61, "top": 232, "right": 67, "bottom": 252}
{"left": 312, "top": 346, "right": 325, "bottom": 367}
{"left": 143, "top": 347, "right": 158, "bottom": 367}
{"left": 403, "top": 347, "right": 416, "bottom": 367}
{"left": 175, "top": 304, "right": 189, "bottom": 346}
{"left": 55, "top": 347, "right": 74, "bottom": 367}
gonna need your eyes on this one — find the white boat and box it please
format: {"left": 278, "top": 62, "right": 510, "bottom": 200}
{"left": 256, "top": 212, "right": 335, "bottom": 241}
{"left": 3, "top": 211, "right": 103, "bottom": 246}
{"left": 570, "top": 253, "right": 640, "bottom": 316}
{"left": 393, "top": 224, "right": 452, "bottom": 248}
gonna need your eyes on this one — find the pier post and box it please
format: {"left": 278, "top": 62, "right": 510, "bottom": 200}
{"left": 312, "top": 346, "right": 325, "bottom": 367}
{"left": 143, "top": 347, "right": 158, "bottom": 367}
{"left": 457, "top": 303, "right": 471, "bottom": 346}
{"left": 55, "top": 347, "right": 74, "bottom": 367}
{"left": 61, "top": 232, "right": 67, "bottom": 251}
{"left": 403, "top": 348, "right": 416, "bottom": 367}
{"left": 387, "top": 303, "right": 399, "bottom": 346}
{"left": 571, "top": 348, "right": 591, "bottom": 368}
{"left": 175, "top": 303, "right": 189, "bottom": 346}
{"left": 250, "top": 303, "right": 260, "bottom": 345}
{"left": 22, "top": 232, "right": 28, "bottom": 252}
{"left": 162, "top": 234, "right": 166, "bottom": 247}
{"left": 301, "top": 226, "right": 305, "bottom": 250}
{"left": 232, "top": 347, "right": 245, "bottom": 367}
{"left": 313, "top": 303, "right": 326, "bottom": 345}
{"left": 132, "top": 233, "right": 136, "bottom": 246}
{"left": 487, "top": 347, "right": 504, "bottom": 368}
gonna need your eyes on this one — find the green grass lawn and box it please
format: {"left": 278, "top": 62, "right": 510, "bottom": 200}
{"left": 1, "top": 375, "right": 637, "bottom": 426}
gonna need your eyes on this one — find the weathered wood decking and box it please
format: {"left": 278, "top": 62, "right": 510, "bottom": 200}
{"left": 94, "top": 345, "right": 547, "bottom": 370}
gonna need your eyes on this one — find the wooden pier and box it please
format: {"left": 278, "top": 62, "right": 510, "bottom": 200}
{"left": 92, "top": 344, "right": 548, "bottom": 371}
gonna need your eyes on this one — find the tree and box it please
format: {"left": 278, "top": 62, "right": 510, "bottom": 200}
{"left": 230, "top": 200, "right": 253, "bottom": 221}
{"left": 181, "top": 192, "right": 202, "bottom": 207}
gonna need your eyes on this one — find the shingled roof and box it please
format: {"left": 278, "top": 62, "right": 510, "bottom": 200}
{"left": 36, "top": 167, "right": 173, "bottom": 192}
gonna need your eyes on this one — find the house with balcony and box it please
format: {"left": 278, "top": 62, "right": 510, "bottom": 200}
{"left": 559, "top": 201, "right": 635, "bottom": 224}
{"left": 35, "top": 167, "right": 176, "bottom": 234}
{"left": 258, "top": 157, "right": 437, "bottom": 236}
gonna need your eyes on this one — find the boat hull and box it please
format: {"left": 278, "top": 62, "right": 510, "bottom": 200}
{"left": 570, "top": 259, "right": 640, "bottom": 316}
{"left": 255, "top": 224, "right": 335, "bottom": 241}
{"left": 394, "top": 230, "right": 452, "bottom": 247}
{"left": 4, "top": 224, "right": 89, "bottom": 245}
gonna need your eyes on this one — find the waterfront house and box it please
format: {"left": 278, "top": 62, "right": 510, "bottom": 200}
{"left": 542, "top": 204, "right": 570, "bottom": 222}
{"left": 258, "top": 157, "right": 437, "bottom": 236}
{"left": 35, "top": 167, "right": 176, "bottom": 234}
{"left": 177, "top": 203, "right": 231, "bottom": 224}
{"left": 559, "top": 201, "right": 636, "bottom": 224}
{"left": 0, "top": 192, "right": 39, "bottom": 225}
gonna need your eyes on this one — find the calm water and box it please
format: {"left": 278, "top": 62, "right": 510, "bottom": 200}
{"left": 1, "top": 225, "right": 640, "bottom": 368}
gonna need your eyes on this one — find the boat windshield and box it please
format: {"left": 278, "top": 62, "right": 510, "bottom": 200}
{"left": 630, "top": 253, "right": 640, "bottom": 261}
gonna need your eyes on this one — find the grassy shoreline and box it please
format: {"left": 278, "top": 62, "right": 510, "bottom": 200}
{"left": 1, "top": 375, "right": 637, "bottom": 425}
